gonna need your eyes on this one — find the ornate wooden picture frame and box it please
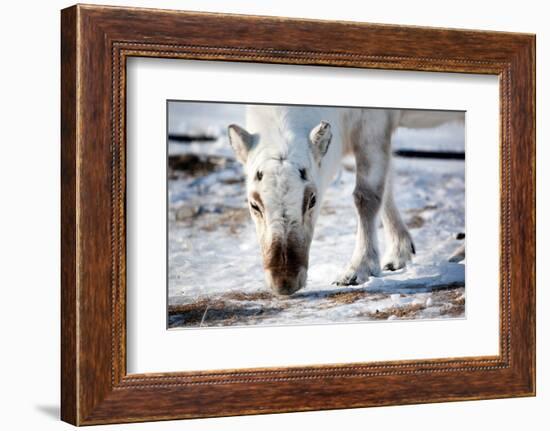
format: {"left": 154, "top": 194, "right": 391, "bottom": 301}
{"left": 61, "top": 4, "right": 535, "bottom": 425}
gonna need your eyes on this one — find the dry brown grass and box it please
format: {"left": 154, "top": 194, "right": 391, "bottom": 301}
{"left": 323, "top": 290, "right": 384, "bottom": 305}
{"left": 224, "top": 291, "right": 275, "bottom": 302}
{"left": 198, "top": 207, "right": 250, "bottom": 234}
{"left": 365, "top": 302, "right": 427, "bottom": 320}
{"left": 168, "top": 153, "right": 231, "bottom": 177}
{"left": 406, "top": 214, "right": 425, "bottom": 229}
{"left": 168, "top": 285, "right": 465, "bottom": 327}
{"left": 168, "top": 298, "right": 285, "bottom": 327}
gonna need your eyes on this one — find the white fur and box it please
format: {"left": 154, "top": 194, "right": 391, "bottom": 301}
{"left": 228, "top": 105, "right": 462, "bottom": 293}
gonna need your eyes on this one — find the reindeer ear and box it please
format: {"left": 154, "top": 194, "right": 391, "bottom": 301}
{"left": 309, "top": 121, "right": 332, "bottom": 164}
{"left": 228, "top": 124, "right": 255, "bottom": 164}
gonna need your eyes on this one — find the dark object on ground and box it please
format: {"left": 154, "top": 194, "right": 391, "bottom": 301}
{"left": 168, "top": 133, "right": 216, "bottom": 143}
{"left": 168, "top": 153, "right": 233, "bottom": 176}
{"left": 394, "top": 149, "right": 465, "bottom": 160}
{"left": 456, "top": 232, "right": 465, "bottom": 240}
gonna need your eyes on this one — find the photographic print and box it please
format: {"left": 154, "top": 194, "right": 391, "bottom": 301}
{"left": 167, "top": 101, "right": 465, "bottom": 329}
{"left": 60, "top": 7, "right": 536, "bottom": 423}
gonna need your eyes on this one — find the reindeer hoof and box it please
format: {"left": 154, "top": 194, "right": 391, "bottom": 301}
{"left": 333, "top": 269, "right": 367, "bottom": 286}
{"left": 383, "top": 262, "right": 396, "bottom": 271}
{"left": 333, "top": 279, "right": 357, "bottom": 287}
{"left": 382, "top": 260, "right": 407, "bottom": 271}
{"left": 382, "top": 234, "right": 415, "bottom": 271}
{"left": 334, "top": 275, "right": 357, "bottom": 286}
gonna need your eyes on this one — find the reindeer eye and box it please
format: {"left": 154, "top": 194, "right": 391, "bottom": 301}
{"left": 250, "top": 202, "right": 262, "bottom": 215}
{"left": 256, "top": 171, "right": 263, "bottom": 181}
{"left": 308, "top": 195, "right": 316, "bottom": 209}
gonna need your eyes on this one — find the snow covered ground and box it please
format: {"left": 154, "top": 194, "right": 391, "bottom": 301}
{"left": 167, "top": 102, "right": 465, "bottom": 328}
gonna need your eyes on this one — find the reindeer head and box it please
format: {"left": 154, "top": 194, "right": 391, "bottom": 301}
{"left": 228, "top": 120, "right": 332, "bottom": 296}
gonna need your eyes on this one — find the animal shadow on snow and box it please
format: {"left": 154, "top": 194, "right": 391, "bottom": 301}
{"left": 296, "top": 262, "right": 465, "bottom": 299}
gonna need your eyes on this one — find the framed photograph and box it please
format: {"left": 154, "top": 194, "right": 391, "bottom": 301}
{"left": 61, "top": 4, "right": 536, "bottom": 425}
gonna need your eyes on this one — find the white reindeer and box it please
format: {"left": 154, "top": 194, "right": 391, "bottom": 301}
{"left": 228, "top": 105, "right": 462, "bottom": 296}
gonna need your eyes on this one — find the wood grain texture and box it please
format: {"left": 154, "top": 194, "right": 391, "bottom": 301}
{"left": 60, "top": 5, "right": 78, "bottom": 425}
{"left": 60, "top": 4, "right": 535, "bottom": 425}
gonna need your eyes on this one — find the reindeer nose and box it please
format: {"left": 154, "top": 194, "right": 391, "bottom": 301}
{"left": 265, "top": 267, "right": 307, "bottom": 296}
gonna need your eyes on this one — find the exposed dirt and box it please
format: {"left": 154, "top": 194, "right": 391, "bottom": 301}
{"left": 168, "top": 285, "right": 465, "bottom": 328}
{"left": 406, "top": 214, "right": 425, "bottom": 229}
{"left": 321, "top": 289, "right": 384, "bottom": 304}
{"left": 366, "top": 302, "right": 427, "bottom": 320}
{"left": 168, "top": 153, "right": 235, "bottom": 177}
{"left": 198, "top": 207, "right": 250, "bottom": 234}
{"left": 169, "top": 301, "right": 285, "bottom": 327}
{"left": 224, "top": 291, "right": 275, "bottom": 302}
{"left": 174, "top": 205, "right": 250, "bottom": 235}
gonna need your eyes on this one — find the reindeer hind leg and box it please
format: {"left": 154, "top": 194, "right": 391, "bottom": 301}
{"left": 381, "top": 171, "right": 415, "bottom": 271}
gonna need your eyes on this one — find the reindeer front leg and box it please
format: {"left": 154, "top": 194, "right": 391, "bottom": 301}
{"left": 334, "top": 137, "right": 389, "bottom": 286}
{"left": 334, "top": 178, "right": 386, "bottom": 285}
